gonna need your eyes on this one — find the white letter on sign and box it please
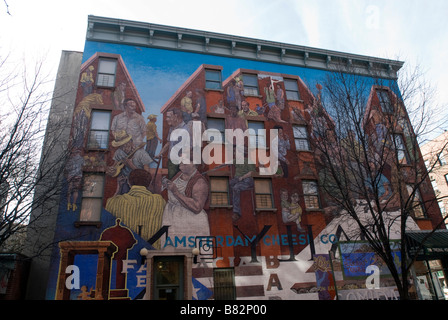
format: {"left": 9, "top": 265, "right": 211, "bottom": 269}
{"left": 365, "top": 265, "right": 380, "bottom": 289}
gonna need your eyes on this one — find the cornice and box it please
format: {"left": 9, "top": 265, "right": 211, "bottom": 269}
{"left": 87, "top": 15, "right": 404, "bottom": 80}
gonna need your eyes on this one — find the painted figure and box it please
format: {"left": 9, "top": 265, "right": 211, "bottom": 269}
{"left": 72, "top": 93, "right": 104, "bottom": 148}
{"left": 80, "top": 65, "right": 94, "bottom": 97}
{"left": 156, "top": 108, "right": 191, "bottom": 179}
{"left": 111, "top": 98, "right": 147, "bottom": 147}
{"left": 107, "top": 130, "right": 153, "bottom": 195}
{"left": 161, "top": 158, "right": 210, "bottom": 248}
{"left": 105, "top": 169, "right": 166, "bottom": 249}
{"left": 65, "top": 149, "right": 84, "bottom": 211}
{"left": 145, "top": 114, "right": 162, "bottom": 158}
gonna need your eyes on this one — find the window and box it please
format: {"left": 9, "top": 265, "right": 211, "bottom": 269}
{"left": 213, "top": 268, "right": 236, "bottom": 300}
{"left": 431, "top": 177, "right": 439, "bottom": 193}
{"left": 406, "top": 184, "right": 425, "bottom": 218}
{"left": 79, "top": 174, "right": 105, "bottom": 222}
{"left": 293, "top": 125, "right": 310, "bottom": 151}
{"left": 97, "top": 58, "right": 117, "bottom": 87}
{"left": 438, "top": 201, "right": 446, "bottom": 216}
{"left": 87, "top": 110, "right": 111, "bottom": 149}
{"left": 284, "top": 78, "right": 300, "bottom": 101}
{"left": 445, "top": 174, "right": 448, "bottom": 186}
{"left": 206, "top": 118, "right": 225, "bottom": 143}
{"left": 205, "top": 69, "right": 222, "bottom": 90}
{"left": 243, "top": 74, "right": 259, "bottom": 96}
{"left": 438, "top": 151, "right": 447, "bottom": 166}
{"left": 302, "top": 180, "right": 320, "bottom": 209}
{"left": 210, "top": 177, "right": 230, "bottom": 206}
{"left": 248, "top": 121, "right": 266, "bottom": 149}
{"left": 377, "top": 89, "right": 393, "bottom": 113}
{"left": 394, "top": 134, "right": 410, "bottom": 165}
{"left": 254, "top": 178, "right": 274, "bottom": 210}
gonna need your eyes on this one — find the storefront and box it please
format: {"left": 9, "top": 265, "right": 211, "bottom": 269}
{"left": 406, "top": 230, "right": 448, "bottom": 300}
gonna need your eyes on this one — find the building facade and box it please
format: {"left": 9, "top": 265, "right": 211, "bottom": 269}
{"left": 421, "top": 130, "right": 448, "bottom": 225}
{"left": 23, "top": 16, "right": 447, "bottom": 300}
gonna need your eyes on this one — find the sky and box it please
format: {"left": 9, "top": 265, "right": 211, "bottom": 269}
{"left": 1, "top": 0, "right": 447, "bottom": 137}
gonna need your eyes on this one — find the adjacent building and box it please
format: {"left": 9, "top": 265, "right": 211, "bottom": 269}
{"left": 20, "top": 15, "right": 448, "bottom": 300}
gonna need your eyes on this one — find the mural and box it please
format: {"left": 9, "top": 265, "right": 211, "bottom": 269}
{"left": 46, "top": 44, "right": 434, "bottom": 301}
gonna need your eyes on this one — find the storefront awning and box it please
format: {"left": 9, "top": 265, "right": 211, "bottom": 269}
{"left": 405, "top": 230, "right": 448, "bottom": 260}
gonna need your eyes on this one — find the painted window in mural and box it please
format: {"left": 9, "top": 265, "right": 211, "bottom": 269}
{"left": 97, "top": 58, "right": 117, "bottom": 88}
{"left": 205, "top": 69, "right": 222, "bottom": 90}
{"left": 293, "top": 125, "right": 310, "bottom": 151}
{"left": 213, "top": 268, "right": 236, "bottom": 300}
{"left": 87, "top": 110, "right": 111, "bottom": 149}
{"left": 302, "top": 180, "right": 320, "bottom": 209}
{"left": 79, "top": 174, "right": 105, "bottom": 221}
{"left": 243, "top": 74, "right": 259, "bottom": 96}
{"left": 254, "top": 178, "right": 274, "bottom": 210}
{"left": 210, "top": 177, "right": 230, "bottom": 207}
{"left": 284, "top": 78, "right": 301, "bottom": 101}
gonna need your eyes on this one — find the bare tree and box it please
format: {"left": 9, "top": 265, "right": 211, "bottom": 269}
{"left": 0, "top": 52, "right": 75, "bottom": 255}
{"left": 306, "top": 62, "right": 448, "bottom": 299}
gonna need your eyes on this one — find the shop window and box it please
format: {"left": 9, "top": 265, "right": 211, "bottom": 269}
{"left": 254, "top": 178, "right": 274, "bottom": 210}
{"left": 376, "top": 89, "right": 394, "bottom": 113}
{"left": 293, "top": 125, "right": 310, "bottom": 151}
{"left": 243, "top": 74, "right": 259, "bottom": 96}
{"left": 213, "top": 268, "right": 236, "bottom": 300}
{"left": 406, "top": 184, "right": 426, "bottom": 218}
{"left": 248, "top": 121, "right": 266, "bottom": 149}
{"left": 284, "top": 78, "right": 300, "bottom": 101}
{"left": 210, "top": 177, "right": 230, "bottom": 207}
{"left": 96, "top": 58, "right": 117, "bottom": 87}
{"left": 205, "top": 69, "right": 222, "bottom": 90}
{"left": 87, "top": 110, "right": 111, "bottom": 149}
{"left": 79, "top": 174, "right": 105, "bottom": 222}
{"left": 302, "top": 180, "right": 320, "bottom": 209}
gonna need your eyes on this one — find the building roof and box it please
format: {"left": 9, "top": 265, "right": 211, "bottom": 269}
{"left": 86, "top": 15, "right": 404, "bottom": 80}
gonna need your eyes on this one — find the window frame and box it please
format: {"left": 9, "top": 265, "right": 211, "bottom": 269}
{"left": 209, "top": 176, "right": 231, "bottom": 207}
{"left": 376, "top": 89, "right": 394, "bottom": 113}
{"left": 393, "top": 133, "right": 411, "bottom": 165}
{"left": 248, "top": 120, "right": 267, "bottom": 149}
{"left": 284, "top": 78, "right": 301, "bottom": 101}
{"left": 206, "top": 117, "right": 226, "bottom": 143}
{"left": 406, "top": 184, "right": 426, "bottom": 219}
{"left": 78, "top": 173, "right": 105, "bottom": 223}
{"left": 302, "top": 180, "right": 321, "bottom": 209}
{"left": 96, "top": 58, "right": 118, "bottom": 88}
{"left": 87, "top": 109, "right": 112, "bottom": 150}
{"left": 254, "top": 178, "right": 275, "bottom": 211}
{"left": 293, "top": 125, "right": 311, "bottom": 151}
{"left": 205, "top": 69, "right": 222, "bottom": 90}
{"left": 243, "top": 73, "right": 259, "bottom": 96}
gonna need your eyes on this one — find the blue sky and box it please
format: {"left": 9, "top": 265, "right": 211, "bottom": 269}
{"left": 1, "top": 0, "right": 447, "bottom": 135}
